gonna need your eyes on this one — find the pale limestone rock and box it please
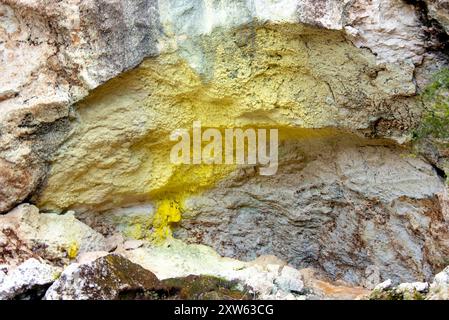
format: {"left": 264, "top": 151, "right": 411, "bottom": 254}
{"left": 296, "top": 0, "right": 350, "bottom": 29}
{"left": 0, "top": 258, "right": 60, "bottom": 300}
{"left": 105, "top": 233, "right": 125, "bottom": 252}
{"left": 397, "top": 282, "right": 429, "bottom": 294}
{"left": 373, "top": 279, "right": 393, "bottom": 291}
{"left": 344, "top": 0, "right": 426, "bottom": 65}
{"left": 274, "top": 265, "right": 304, "bottom": 293}
{"left": 158, "top": 0, "right": 429, "bottom": 66}
{"left": 76, "top": 251, "right": 109, "bottom": 265}
{"left": 0, "top": 204, "right": 107, "bottom": 262}
{"left": 434, "top": 267, "right": 449, "bottom": 285}
{"left": 427, "top": 266, "right": 449, "bottom": 299}
{"left": 123, "top": 238, "right": 306, "bottom": 299}
{"left": 0, "top": 0, "right": 160, "bottom": 105}
{"left": 123, "top": 240, "right": 144, "bottom": 250}
{"left": 123, "top": 238, "right": 248, "bottom": 280}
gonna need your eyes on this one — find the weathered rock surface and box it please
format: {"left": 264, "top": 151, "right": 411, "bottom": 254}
{"left": 123, "top": 238, "right": 326, "bottom": 299}
{"left": 1, "top": 0, "right": 448, "bottom": 214}
{"left": 0, "top": 0, "right": 161, "bottom": 213}
{"left": 0, "top": 204, "right": 107, "bottom": 265}
{"left": 177, "top": 137, "right": 449, "bottom": 285}
{"left": 36, "top": 30, "right": 422, "bottom": 212}
{"left": 0, "top": 258, "right": 60, "bottom": 300}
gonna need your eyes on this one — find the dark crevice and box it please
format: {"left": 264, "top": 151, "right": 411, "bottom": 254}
{"left": 431, "top": 163, "right": 447, "bottom": 181}
{"left": 404, "top": 0, "right": 449, "bottom": 56}
{"left": 13, "top": 284, "right": 52, "bottom": 300}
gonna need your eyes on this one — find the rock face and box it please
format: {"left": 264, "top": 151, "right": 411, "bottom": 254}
{"left": 0, "top": 0, "right": 447, "bottom": 214}
{"left": 0, "top": 0, "right": 161, "bottom": 213}
{"left": 35, "top": 26, "right": 422, "bottom": 213}
{"left": 176, "top": 137, "right": 449, "bottom": 285}
{"left": 1, "top": 0, "right": 449, "bottom": 297}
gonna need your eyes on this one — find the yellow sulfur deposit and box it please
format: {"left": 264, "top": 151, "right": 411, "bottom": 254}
{"left": 66, "top": 241, "right": 79, "bottom": 259}
{"left": 152, "top": 199, "right": 183, "bottom": 242}
{"left": 36, "top": 23, "right": 406, "bottom": 241}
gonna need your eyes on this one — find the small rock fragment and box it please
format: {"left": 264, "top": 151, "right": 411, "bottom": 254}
{"left": 105, "top": 233, "right": 124, "bottom": 252}
{"left": 275, "top": 266, "right": 304, "bottom": 294}
{"left": 374, "top": 279, "right": 393, "bottom": 291}
{"left": 123, "top": 240, "right": 144, "bottom": 250}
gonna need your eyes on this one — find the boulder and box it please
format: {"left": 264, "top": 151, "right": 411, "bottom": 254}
{"left": 44, "top": 254, "right": 164, "bottom": 300}
{"left": 0, "top": 258, "right": 60, "bottom": 300}
{"left": 427, "top": 266, "right": 449, "bottom": 299}
{"left": 123, "top": 239, "right": 306, "bottom": 299}
{"left": 0, "top": 204, "right": 107, "bottom": 264}
{"left": 44, "top": 254, "right": 252, "bottom": 300}
{"left": 370, "top": 279, "right": 429, "bottom": 300}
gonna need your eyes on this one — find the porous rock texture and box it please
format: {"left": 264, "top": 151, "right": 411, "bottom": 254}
{"left": 1, "top": 0, "right": 449, "bottom": 298}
